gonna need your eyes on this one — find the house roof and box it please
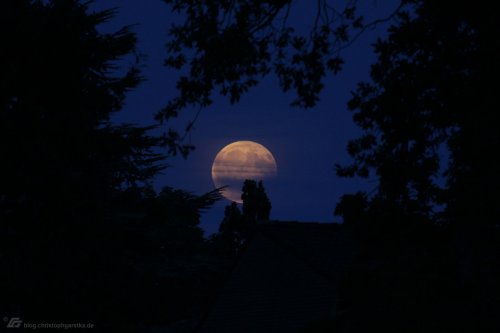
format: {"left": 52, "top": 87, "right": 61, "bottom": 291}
{"left": 197, "top": 221, "right": 356, "bottom": 333}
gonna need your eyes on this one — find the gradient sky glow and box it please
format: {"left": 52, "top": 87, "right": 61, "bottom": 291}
{"left": 92, "top": 0, "right": 400, "bottom": 235}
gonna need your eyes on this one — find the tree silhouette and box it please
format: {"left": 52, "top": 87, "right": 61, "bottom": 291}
{"left": 0, "top": 1, "right": 240, "bottom": 331}
{"left": 157, "top": 1, "right": 500, "bottom": 331}
{"left": 334, "top": 192, "right": 368, "bottom": 225}
{"left": 0, "top": 0, "right": 165, "bottom": 230}
{"left": 0, "top": 1, "right": 207, "bottom": 330}
{"left": 160, "top": 0, "right": 405, "bottom": 152}
{"left": 332, "top": 1, "right": 500, "bottom": 331}
{"left": 242, "top": 179, "right": 272, "bottom": 223}
{"left": 158, "top": 0, "right": 500, "bottom": 330}
{"left": 336, "top": 0, "right": 499, "bottom": 230}
{"left": 106, "top": 185, "right": 224, "bottom": 330}
{"left": 214, "top": 202, "right": 245, "bottom": 255}
{"left": 213, "top": 180, "right": 272, "bottom": 255}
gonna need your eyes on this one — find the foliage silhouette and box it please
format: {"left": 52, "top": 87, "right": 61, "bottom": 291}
{"left": 160, "top": 0, "right": 499, "bottom": 331}
{"left": 336, "top": 0, "right": 500, "bottom": 228}
{"left": 333, "top": 1, "right": 500, "bottom": 331}
{"left": 213, "top": 179, "right": 272, "bottom": 256}
{"left": 334, "top": 192, "right": 368, "bottom": 225}
{"left": 0, "top": 0, "right": 165, "bottom": 229}
{"left": 241, "top": 179, "right": 272, "bottom": 223}
{"left": 213, "top": 202, "right": 245, "bottom": 255}
{"left": 2, "top": 0, "right": 498, "bottom": 331}
{"left": 104, "top": 185, "right": 226, "bottom": 331}
{"left": 0, "top": 1, "right": 226, "bottom": 332}
{"left": 160, "top": 0, "right": 404, "bottom": 154}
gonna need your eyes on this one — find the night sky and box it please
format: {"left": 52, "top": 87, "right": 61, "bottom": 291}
{"left": 92, "top": 0, "right": 400, "bottom": 235}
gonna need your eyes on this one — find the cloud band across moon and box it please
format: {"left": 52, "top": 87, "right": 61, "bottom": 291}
{"left": 212, "top": 165, "right": 277, "bottom": 179}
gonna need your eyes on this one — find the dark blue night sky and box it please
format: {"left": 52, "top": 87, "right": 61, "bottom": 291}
{"left": 92, "top": 0, "right": 400, "bottom": 235}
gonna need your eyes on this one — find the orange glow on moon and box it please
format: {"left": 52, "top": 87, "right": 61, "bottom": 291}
{"left": 211, "top": 141, "right": 277, "bottom": 203}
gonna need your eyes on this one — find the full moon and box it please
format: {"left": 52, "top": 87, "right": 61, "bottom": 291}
{"left": 211, "top": 141, "right": 277, "bottom": 203}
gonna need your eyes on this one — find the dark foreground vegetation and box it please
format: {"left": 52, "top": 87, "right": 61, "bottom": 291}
{"left": 1, "top": 0, "right": 498, "bottom": 332}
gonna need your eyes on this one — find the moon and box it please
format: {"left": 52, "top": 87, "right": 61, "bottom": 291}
{"left": 211, "top": 141, "right": 277, "bottom": 203}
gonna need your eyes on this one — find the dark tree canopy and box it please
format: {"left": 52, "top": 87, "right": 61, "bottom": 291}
{"left": 336, "top": 0, "right": 500, "bottom": 228}
{"left": 0, "top": 1, "right": 225, "bottom": 330}
{"left": 160, "top": 0, "right": 403, "bottom": 154}
{"left": 0, "top": 0, "right": 165, "bottom": 227}
{"left": 332, "top": 3, "right": 500, "bottom": 330}
{"left": 0, "top": 3, "right": 229, "bottom": 331}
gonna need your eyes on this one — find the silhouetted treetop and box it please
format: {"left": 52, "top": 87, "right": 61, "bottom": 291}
{"left": 242, "top": 180, "right": 272, "bottom": 223}
{"left": 212, "top": 180, "right": 272, "bottom": 255}
{"left": 214, "top": 202, "right": 245, "bottom": 255}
